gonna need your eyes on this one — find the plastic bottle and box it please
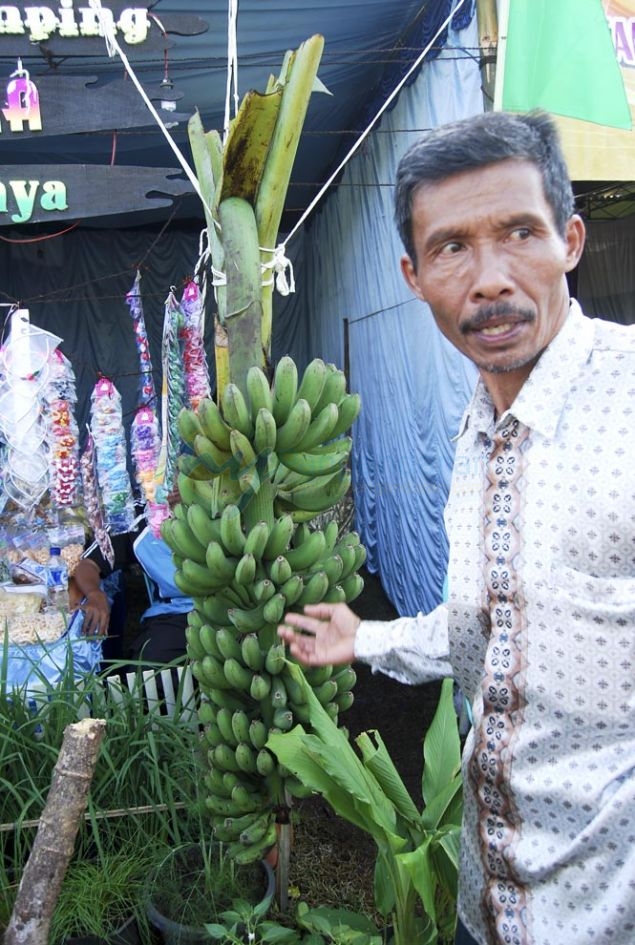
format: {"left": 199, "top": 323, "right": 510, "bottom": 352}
{"left": 47, "top": 546, "right": 69, "bottom": 613}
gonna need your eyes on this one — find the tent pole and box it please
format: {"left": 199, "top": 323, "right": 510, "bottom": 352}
{"left": 491, "top": 0, "right": 510, "bottom": 112}
{"left": 476, "top": 0, "right": 499, "bottom": 110}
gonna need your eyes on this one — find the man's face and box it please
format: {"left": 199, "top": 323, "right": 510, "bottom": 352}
{"left": 400, "top": 159, "right": 585, "bottom": 412}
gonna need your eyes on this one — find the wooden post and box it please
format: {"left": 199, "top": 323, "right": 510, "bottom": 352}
{"left": 476, "top": 0, "right": 499, "bottom": 110}
{"left": 4, "top": 718, "right": 106, "bottom": 945}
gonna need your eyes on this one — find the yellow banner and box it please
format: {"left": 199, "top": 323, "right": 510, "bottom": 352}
{"left": 557, "top": 0, "right": 635, "bottom": 179}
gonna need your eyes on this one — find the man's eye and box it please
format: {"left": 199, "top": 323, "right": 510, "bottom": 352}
{"left": 438, "top": 241, "right": 462, "bottom": 256}
{"left": 509, "top": 227, "right": 531, "bottom": 241}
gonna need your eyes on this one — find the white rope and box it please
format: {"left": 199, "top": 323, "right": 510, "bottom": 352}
{"left": 260, "top": 244, "right": 296, "bottom": 296}
{"left": 88, "top": 0, "right": 215, "bottom": 222}
{"left": 282, "top": 0, "right": 470, "bottom": 248}
{"left": 223, "top": 0, "right": 240, "bottom": 143}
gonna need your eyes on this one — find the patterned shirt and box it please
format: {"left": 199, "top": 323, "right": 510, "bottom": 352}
{"left": 355, "top": 301, "right": 635, "bottom": 945}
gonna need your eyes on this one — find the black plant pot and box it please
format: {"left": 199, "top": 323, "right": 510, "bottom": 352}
{"left": 145, "top": 844, "right": 275, "bottom": 945}
{"left": 64, "top": 914, "right": 141, "bottom": 945}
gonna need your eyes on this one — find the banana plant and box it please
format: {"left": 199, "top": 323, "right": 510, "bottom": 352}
{"left": 268, "top": 671, "right": 463, "bottom": 945}
{"left": 160, "top": 34, "right": 365, "bottom": 913}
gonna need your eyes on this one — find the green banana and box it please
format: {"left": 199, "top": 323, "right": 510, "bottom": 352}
{"left": 253, "top": 407, "right": 277, "bottom": 455}
{"left": 213, "top": 743, "right": 240, "bottom": 773}
{"left": 319, "top": 553, "right": 344, "bottom": 585}
{"left": 313, "top": 365, "right": 347, "bottom": 414}
{"left": 262, "top": 592, "right": 286, "bottom": 624}
{"left": 285, "top": 775, "right": 314, "bottom": 799}
{"left": 202, "top": 722, "right": 224, "bottom": 748}
{"left": 234, "top": 551, "right": 257, "bottom": 586}
{"left": 185, "top": 625, "right": 206, "bottom": 661}
{"left": 204, "top": 765, "right": 232, "bottom": 798}
{"left": 238, "top": 809, "right": 274, "bottom": 846}
{"left": 332, "top": 665, "right": 357, "bottom": 691}
{"left": 271, "top": 356, "right": 298, "bottom": 424}
{"left": 205, "top": 541, "right": 238, "bottom": 585}
{"left": 231, "top": 784, "right": 265, "bottom": 813}
{"left": 219, "top": 503, "right": 246, "bottom": 556}
{"left": 231, "top": 709, "right": 252, "bottom": 745}
{"left": 221, "top": 383, "right": 254, "bottom": 437}
{"left": 353, "top": 543, "right": 367, "bottom": 570}
{"left": 252, "top": 578, "right": 276, "bottom": 603}
{"left": 274, "top": 397, "right": 312, "bottom": 453}
{"left": 181, "top": 558, "right": 223, "bottom": 595}
{"left": 171, "top": 518, "right": 208, "bottom": 565}
{"left": 304, "top": 664, "right": 333, "bottom": 686}
{"left": 186, "top": 503, "right": 223, "bottom": 548}
{"left": 264, "top": 643, "right": 286, "bottom": 675}
{"left": 263, "top": 513, "right": 295, "bottom": 559}
{"left": 177, "top": 453, "right": 215, "bottom": 481}
{"left": 241, "top": 633, "right": 264, "bottom": 671}
{"left": 192, "top": 478, "right": 217, "bottom": 510}
{"left": 255, "top": 748, "right": 276, "bottom": 777}
{"left": 216, "top": 707, "right": 239, "bottom": 746}
{"left": 198, "top": 654, "right": 232, "bottom": 690}
{"left": 324, "top": 519, "right": 340, "bottom": 552}
{"left": 248, "top": 718, "right": 268, "bottom": 750}
{"left": 193, "top": 433, "right": 233, "bottom": 470}
{"left": 230, "top": 428, "right": 257, "bottom": 468}
{"left": 322, "top": 584, "right": 347, "bottom": 603}
{"left": 176, "top": 472, "right": 198, "bottom": 506}
{"left": 340, "top": 571, "right": 364, "bottom": 601}
{"left": 223, "top": 656, "right": 255, "bottom": 691}
{"left": 228, "top": 602, "right": 266, "bottom": 634}
{"left": 279, "top": 469, "right": 352, "bottom": 514}
{"left": 273, "top": 707, "right": 294, "bottom": 731}
{"left": 292, "top": 401, "right": 339, "bottom": 453}
{"left": 198, "top": 699, "right": 217, "bottom": 726}
{"left": 197, "top": 396, "right": 232, "bottom": 452}
{"left": 284, "top": 529, "right": 327, "bottom": 570}
{"left": 327, "top": 391, "right": 362, "bottom": 439}
{"left": 279, "top": 573, "right": 304, "bottom": 607}
{"left": 295, "top": 569, "right": 329, "bottom": 607}
{"left": 235, "top": 741, "right": 258, "bottom": 775}
{"left": 335, "top": 690, "right": 355, "bottom": 711}
{"left": 244, "top": 521, "right": 270, "bottom": 560}
{"left": 229, "top": 821, "right": 278, "bottom": 865}
{"left": 270, "top": 676, "right": 288, "bottom": 708}
{"left": 280, "top": 438, "right": 351, "bottom": 477}
{"left": 177, "top": 407, "right": 203, "bottom": 447}
{"left": 246, "top": 364, "right": 273, "bottom": 414}
{"left": 249, "top": 673, "right": 272, "bottom": 700}
{"left": 198, "top": 597, "right": 232, "bottom": 628}
{"left": 208, "top": 687, "right": 249, "bottom": 713}
{"left": 295, "top": 357, "right": 328, "bottom": 412}
{"left": 314, "top": 678, "right": 339, "bottom": 705}
{"left": 215, "top": 627, "right": 243, "bottom": 662}
{"left": 199, "top": 624, "right": 223, "bottom": 659}
{"left": 269, "top": 554, "right": 293, "bottom": 586}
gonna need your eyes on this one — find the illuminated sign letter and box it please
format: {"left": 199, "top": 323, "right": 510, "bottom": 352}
{"left": 10, "top": 180, "right": 38, "bottom": 222}
{"left": 40, "top": 179, "right": 67, "bottom": 211}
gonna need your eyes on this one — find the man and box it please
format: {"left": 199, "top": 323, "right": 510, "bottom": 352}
{"left": 278, "top": 111, "right": 635, "bottom": 945}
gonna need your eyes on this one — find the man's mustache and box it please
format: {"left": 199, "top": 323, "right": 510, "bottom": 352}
{"left": 461, "top": 303, "right": 536, "bottom": 334}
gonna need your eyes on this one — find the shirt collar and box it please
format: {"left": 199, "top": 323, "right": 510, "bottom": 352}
{"left": 456, "top": 299, "right": 595, "bottom": 442}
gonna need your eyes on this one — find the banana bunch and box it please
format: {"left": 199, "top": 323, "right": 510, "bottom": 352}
{"left": 160, "top": 356, "right": 365, "bottom": 863}
{"left": 174, "top": 356, "right": 360, "bottom": 522}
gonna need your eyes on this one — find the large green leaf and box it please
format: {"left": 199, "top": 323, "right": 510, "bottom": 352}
{"left": 422, "top": 677, "right": 461, "bottom": 806}
{"left": 356, "top": 729, "right": 421, "bottom": 825}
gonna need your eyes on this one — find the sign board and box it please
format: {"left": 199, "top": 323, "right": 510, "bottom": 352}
{"left": 0, "top": 165, "right": 194, "bottom": 224}
{"left": 556, "top": 0, "right": 635, "bottom": 179}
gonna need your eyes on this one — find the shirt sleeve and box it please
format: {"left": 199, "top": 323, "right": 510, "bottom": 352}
{"left": 354, "top": 603, "right": 452, "bottom": 685}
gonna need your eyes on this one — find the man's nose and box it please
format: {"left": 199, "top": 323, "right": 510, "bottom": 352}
{"left": 469, "top": 246, "right": 514, "bottom": 302}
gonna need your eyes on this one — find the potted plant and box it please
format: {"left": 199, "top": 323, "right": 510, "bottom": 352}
{"left": 145, "top": 836, "right": 275, "bottom": 944}
{"left": 268, "top": 670, "right": 463, "bottom": 945}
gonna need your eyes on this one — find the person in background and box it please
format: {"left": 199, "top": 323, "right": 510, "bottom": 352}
{"left": 279, "top": 110, "right": 634, "bottom": 945}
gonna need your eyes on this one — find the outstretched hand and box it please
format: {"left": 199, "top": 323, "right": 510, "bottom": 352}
{"left": 278, "top": 602, "right": 360, "bottom": 667}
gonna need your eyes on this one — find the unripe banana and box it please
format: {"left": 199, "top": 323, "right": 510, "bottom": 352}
{"left": 328, "top": 392, "right": 362, "bottom": 439}
{"left": 254, "top": 407, "right": 277, "bottom": 455}
{"left": 262, "top": 592, "right": 286, "bottom": 625}
{"left": 340, "top": 571, "right": 364, "bottom": 602}
{"left": 272, "top": 707, "right": 294, "bottom": 731}
{"left": 202, "top": 722, "right": 223, "bottom": 748}
{"left": 230, "top": 821, "right": 278, "bottom": 865}
{"left": 246, "top": 365, "right": 273, "bottom": 415}
{"left": 193, "top": 433, "right": 234, "bottom": 474}
{"left": 185, "top": 625, "right": 206, "bottom": 661}
{"left": 177, "top": 453, "right": 215, "bottom": 481}
{"left": 332, "top": 665, "right": 357, "bottom": 691}
{"left": 199, "top": 623, "right": 223, "bottom": 659}
{"left": 263, "top": 513, "right": 295, "bottom": 559}
{"left": 335, "top": 690, "right": 355, "bottom": 711}
{"left": 230, "top": 428, "right": 257, "bottom": 469}
{"left": 279, "top": 573, "right": 304, "bottom": 607}
{"left": 198, "top": 699, "right": 217, "bottom": 726}
{"left": 252, "top": 578, "right": 276, "bottom": 603}
{"left": 324, "top": 519, "right": 340, "bottom": 552}
{"left": 313, "top": 365, "right": 347, "bottom": 414}
{"left": 239, "top": 809, "right": 274, "bottom": 846}
{"left": 205, "top": 795, "right": 243, "bottom": 818}
{"left": 235, "top": 741, "right": 258, "bottom": 775}
{"left": 304, "top": 664, "right": 333, "bottom": 686}
{"left": 275, "top": 397, "right": 312, "bottom": 453}
{"left": 324, "top": 701, "right": 340, "bottom": 722}
{"left": 204, "top": 765, "right": 232, "bottom": 798}
{"left": 255, "top": 748, "right": 276, "bottom": 777}
{"left": 319, "top": 553, "right": 344, "bottom": 585}
{"left": 244, "top": 521, "right": 270, "bottom": 560}
{"left": 208, "top": 688, "right": 249, "bottom": 713}
{"left": 219, "top": 503, "right": 246, "bottom": 557}
{"left": 228, "top": 602, "right": 266, "bottom": 634}
{"left": 270, "top": 676, "right": 288, "bottom": 709}
{"left": 296, "top": 570, "right": 329, "bottom": 607}
{"left": 180, "top": 558, "right": 221, "bottom": 595}
{"left": 264, "top": 643, "right": 286, "bottom": 676}
{"left": 281, "top": 669, "right": 306, "bottom": 706}
{"left": 200, "top": 653, "right": 231, "bottom": 690}
{"left": 176, "top": 472, "right": 197, "bottom": 506}
{"left": 285, "top": 776, "right": 314, "bottom": 799}
{"left": 231, "top": 784, "right": 264, "bottom": 813}
{"left": 269, "top": 555, "right": 293, "bottom": 586}
{"left": 216, "top": 707, "right": 238, "bottom": 746}
{"left": 223, "top": 656, "right": 254, "bottom": 691}
{"left": 187, "top": 503, "right": 224, "bottom": 549}
{"left": 231, "top": 709, "right": 251, "bottom": 745}
{"left": 198, "top": 595, "right": 232, "bottom": 628}
{"left": 249, "top": 673, "right": 272, "bottom": 700}
{"left": 322, "top": 584, "right": 347, "bottom": 603}
{"left": 353, "top": 543, "right": 367, "bottom": 570}
{"left": 284, "top": 529, "right": 327, "bottom": 571}
{"left": 314, "top": 678, "right": 339, "bottom": 705}
{"left": 171, "top": 518, "right": 208, "bottom": 565}
{"left": 234, "top": 551, "right": 257, "bottom": 586}
{"left": 295, "top": 357, "right": 328, "bottom": 412}
{"left": 215, "top": 627, "right": 243, "bottom": 662}
{"left": 292, "top": 401, "right": 339, "bottom": 453}
{"left": 336, "top": 542, "right": 357, "bottom": 579}
{"left": 221, "top": 382, "right": 253, "bottom": 437}
{"left": 177, "top": 407, "right": 203, "bottom": 447}
{"left": 197, "top": 396, "right": 232, "bottom": 452}
{"left": 280, "top": 439, "right": 352, "bottom": 477}
{"left": 279, "top": 469, "right": 352, "bottom": 514}
{"left": 271, "top": 356, "right": 298, "bottom": 425}
{"left": 213, "top": 743, "right": 240, "bottom": 773}
{"left": 248, "top": 718, "right": 268, "bottom": 750}
{"left": 205, "top": 541, "right": 238, "bottom": 585}
{"left": 240, "top": 633, "right": 264, "bottom": 672}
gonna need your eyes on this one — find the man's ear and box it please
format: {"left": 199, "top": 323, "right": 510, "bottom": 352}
{"left": 564, "top": 214, "right": 586, "bottom": 273}
{"left": 400, "top": 254, "right": 425, "bottom": 301}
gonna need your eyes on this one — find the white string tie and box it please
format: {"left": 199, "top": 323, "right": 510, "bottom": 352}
{"left": 261, "top": 244, "right": 295, "bottom": 296}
